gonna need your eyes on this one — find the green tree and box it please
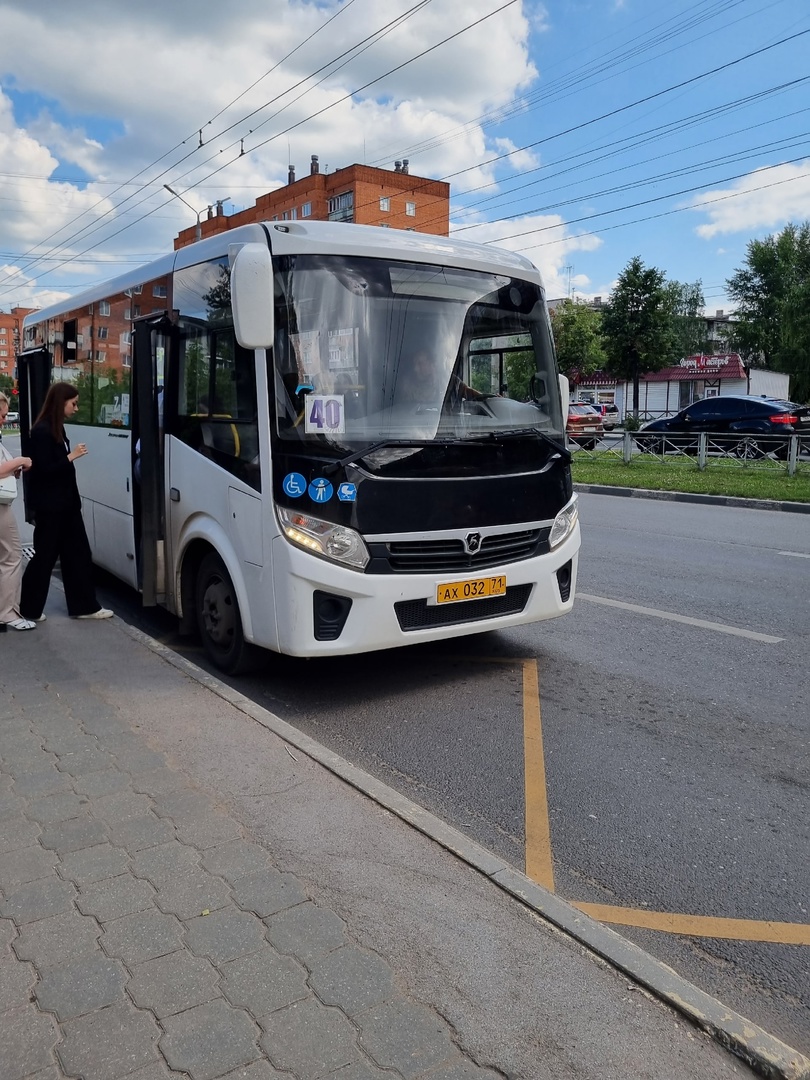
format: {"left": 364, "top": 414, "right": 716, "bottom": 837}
{"left": 726, "top": 222, "right": 810, "bottom": 402}
{"left": 549, "top": 299, "right": 607, "bottom": 377}
{"left": 601, "top": 256, "right": 675, "bottom": 415}
{"left": 664, "top": 279, "right": 709, "bottom": 359}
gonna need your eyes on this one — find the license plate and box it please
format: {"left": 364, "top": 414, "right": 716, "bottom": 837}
{"left": 436, "top": 575, "right": 507, "bottom": 604}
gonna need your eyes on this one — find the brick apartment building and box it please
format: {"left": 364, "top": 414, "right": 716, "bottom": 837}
{"left": 173, "top": 156, "right": 450, "bottom": 250}
{"left": 0, "top": 306, "right": 35, "bottom": 383}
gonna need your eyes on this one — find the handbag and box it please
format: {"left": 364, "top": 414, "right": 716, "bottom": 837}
{"left": 0, "top": 445, "right": 18, "bottom": 503}
{"left": 0, "top": 473, "right": 17, "bottom": 504}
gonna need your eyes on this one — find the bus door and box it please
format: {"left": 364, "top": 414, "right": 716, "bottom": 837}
{"left": 132, "top": 315, "right": 172, "bottom": 607}
{"left": 16, "top": 346, "right": 52, "bottom": 524}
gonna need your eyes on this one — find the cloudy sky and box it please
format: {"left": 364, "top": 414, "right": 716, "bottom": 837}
{"left": 0, "top": 0, "right": 808, "bottom": 314}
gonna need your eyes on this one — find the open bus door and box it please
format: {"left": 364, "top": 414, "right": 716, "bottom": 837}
{"left": 132, "top": 315, "right": 172, "bottom": 607}
{"left": 16, "top": 346, "right": 52, "bottom": 524}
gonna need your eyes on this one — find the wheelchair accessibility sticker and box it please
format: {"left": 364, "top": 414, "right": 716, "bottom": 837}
{"left": 282, "top": 472, "right": 307, "bottom": 498}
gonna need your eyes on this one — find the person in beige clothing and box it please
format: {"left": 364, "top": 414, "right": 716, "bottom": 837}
{"left": 0, "top": 392, "right": 35, "bottom": 631}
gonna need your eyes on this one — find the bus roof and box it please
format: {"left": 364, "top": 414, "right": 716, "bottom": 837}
{"left": 25, "top": 220, "right": 542, "bottom": 328}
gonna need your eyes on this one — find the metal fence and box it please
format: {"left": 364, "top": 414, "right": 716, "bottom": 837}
{"left": 570, "top": 431, "right": 810, "bottom": 476}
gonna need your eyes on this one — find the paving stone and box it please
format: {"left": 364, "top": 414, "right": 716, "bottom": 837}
{"left": 55, "top": 747, "right": 118, "bottom": 775}
{"left": 0, "top": 1001, "right": 59, "bottom": 1078}
{"left": 131, "top": 839, "right": 201, "bottom": 886}
{"left": 72, "top": 768, "right": 133, "bottom": 797}
{"left": 0, "top": 876, "right": 77, "bottom": 924}
{"left": 259, "top": 997, "right": 361, "bottom": 1078}
{"left": 0, "top": 816, "right": 41, "bottom": 855}
{"left": 10, "top": 768, "right": 71, "bottom": 798}
{"left": 0, "top": 954, "right": 36, "bottom": 1009}
{"left": 220, "top": 945, "right": 309, "bottom": 1017}
{"left": 108, "top": 813, "right": 176, "bottom": 851}
{"left": 185, "top": 908, "right": 268, "bottom": 964}
{"left": 160, "top": 998, "right": 261, "bottom": 1080}
{"left": 42, "top": 733, "right": 99, "bottom": 755}
{"left": 77, "top": 871, "right": 156, "bottom": 922}
{"left": 91, "top": 790, "right": 152, "bottom": 823}
{"left": 13, "top": 910, "right": 101, "bottom": 967}
{"left": 153, "top": 866, "right": 232, "bottom": 919}
{"left": 35, "top": 951, "right": 128, "bottom": 1020}
{"left": 130, "top": 766, "right": 189, "bottom": 796}
{"left": 265, "top": 903, "right": 348, "bottom": 964}
{"left": 39, "top": 815, "right": 109, "bottom": 854}
{"left": 26, "top": 790, "right": 90, "bottom": 824}
{"left": 174, "top": 812, "right": 243, "bottom": 849}
{"left": 219, "top": 1063, "right": 293, "bottom": 1079}
{"left": 202, "top": 840, "right": 276, "bottom": 883}
{"left": 1, "top": 751, "right": 56, "bottom": 777}
{"left": 58, "top": 1001, "right": 161, "bottom": 1080}
{"left": 308, "top": 946, "right": 395, "bottom": 1016}
{"left": 0, "top": 916, "right": 16, "bottom": 947}
{"left": 358, "top": 1000, "right": 456, "bottom": 1079}
{"left": 423, "top": 1060, "right": 506, "bottom": 1079}
{"left": 152, "top": 790, "right": 218, "bottom": 822}
{"left": 110, "top": 746, "right": 168, "bottom": 773}
{"left": 101, "top": 907, "right": 183, "bottom": 965}
{"left": 123, "top": 1064, "right": 191, "bottom": 1080}
{"left": 321, "top": 1063, "right": 396, "bottom": 1080}
{"left": 230, "top": 869, "right": 307, "bottom": 918}
{"left": 128, "top": 950, "right": 221, "bottom": 1018}
{"left": 58, "top": 842, "right": 131, "bottom": 885}
{"left": 17, "top": 1066, "right": 62, "bottom": 1080}
{"left": 0, "top": 792, "right": 26, "bottom": 821}
{"left": 0, "top": 845, "right": 57, "bottom": 889}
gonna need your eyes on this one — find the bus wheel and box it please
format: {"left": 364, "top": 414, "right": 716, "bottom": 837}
{"left": 195, "top": 553, "right": 257, "bottom": 674}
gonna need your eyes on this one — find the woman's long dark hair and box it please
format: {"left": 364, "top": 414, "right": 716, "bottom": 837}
{"left": 34, "top": 382, "right": 78, "bottom": 443}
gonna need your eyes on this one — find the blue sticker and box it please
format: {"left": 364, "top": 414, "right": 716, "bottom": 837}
{"left": 283, "top": 472, "right": 307, "bottom": 498}
{"left": 337, "top": 482, "right": 357, "bottom": 502}
{"left": 308, "top": 477, "right": 334, "bottom": 503}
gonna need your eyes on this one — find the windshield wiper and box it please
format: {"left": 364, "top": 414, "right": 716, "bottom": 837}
{"left": 322, "top": 426, "right": 570, "bottom": 475}
{"left": 462, "top": 426, "right": 571, "bottom": 460}
{"left": 322, "top": 439, "right": 449, "bottom": 475}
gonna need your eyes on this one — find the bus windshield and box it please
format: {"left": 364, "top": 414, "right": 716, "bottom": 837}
{"left": 272, "top": 254, "right": 562, "bottom": 451}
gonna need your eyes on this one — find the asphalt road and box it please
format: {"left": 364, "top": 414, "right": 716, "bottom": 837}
{"left": 13, "top": 453, "right": 807, "bottom": 1055}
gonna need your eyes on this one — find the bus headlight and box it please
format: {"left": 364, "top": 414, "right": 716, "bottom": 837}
{"left": 277, "top": 506, "right": 370, "bottom": 570}
{"left": 549, "top": 494, "right": 578, "bottom": 550}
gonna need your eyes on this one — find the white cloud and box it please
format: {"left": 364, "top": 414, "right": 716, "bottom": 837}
{"left": 691, "top": 161, "right": 810, "bottom": 239}
{"left": 0, "top": 0, "right": 541, "bottom": 303}
{"left": 451, "top": 214, "right": 601, "bottom": 298}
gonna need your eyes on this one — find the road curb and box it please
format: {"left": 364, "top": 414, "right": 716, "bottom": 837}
{"left": 117, "top": 618, "right": 810, "bottom": 1080}
{"left": 574, "top": 483, "right": 810, "bottom": 514}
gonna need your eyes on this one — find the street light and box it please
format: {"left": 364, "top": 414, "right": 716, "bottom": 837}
{"left": 163, "top": 184, "right": 207, "bottom": 241}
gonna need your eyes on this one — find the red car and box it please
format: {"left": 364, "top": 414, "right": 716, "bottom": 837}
{"left": 566, "top": 404, "right": 604, "bottom": 450}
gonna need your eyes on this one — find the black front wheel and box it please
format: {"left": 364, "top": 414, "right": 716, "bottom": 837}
{"left": 195, "top": 552, "right": 260, "bottom": 674}
{"left": 733, "top": 437, "right": 764, "bottom": 460}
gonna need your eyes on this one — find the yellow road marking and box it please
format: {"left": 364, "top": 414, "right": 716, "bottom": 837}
{"left": 522, "top": 659, "right": 555, "bottom": 892}
{"left": 573, "top": 903, "right": 810, "bottom": 945}
{"left": 455, "top": 654, "right": 809, "bottom": 946}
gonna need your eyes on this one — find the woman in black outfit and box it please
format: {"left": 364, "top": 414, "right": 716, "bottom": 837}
{"left": 20, "top": 382, "right": 113, "bottom": 622}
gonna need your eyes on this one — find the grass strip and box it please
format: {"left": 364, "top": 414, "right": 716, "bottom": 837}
{"left": 571, "top": 454, "right": 810, "bottom": 503}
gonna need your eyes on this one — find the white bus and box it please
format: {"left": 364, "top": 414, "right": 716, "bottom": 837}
{"left": 18, "top": 221, "right": 580, "bottom": 672}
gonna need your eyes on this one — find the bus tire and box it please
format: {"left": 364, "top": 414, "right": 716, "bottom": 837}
{"left": 195, "top": 552, "right": 259, "bottom": 674}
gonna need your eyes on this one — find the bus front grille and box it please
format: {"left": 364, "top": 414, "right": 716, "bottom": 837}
{"left": 370, "top": 529, "right": 548, "bottom": 574}
{"left": 394, "top": 584, "right": 532, "bottom": 632}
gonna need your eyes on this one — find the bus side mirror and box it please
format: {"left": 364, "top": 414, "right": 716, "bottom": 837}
{"left": 558, "top": 373, "right": 569, "bottom": 410}
{"left": 230, "top": 243, "right": 274, "bottom": 349}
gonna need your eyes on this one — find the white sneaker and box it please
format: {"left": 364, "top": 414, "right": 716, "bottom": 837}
{"left": 6, "top": 618, "right": 36, "bottom": 631}
{"left": 76, "top": 608, "right": 114, "bottom": 620}
{"left": 34, "top": 614, "right": 47, "bottom": 622}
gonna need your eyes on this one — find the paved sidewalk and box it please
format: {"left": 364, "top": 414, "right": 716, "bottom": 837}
{"left": 0, "top": 606, "right": 782, "bottom": 1080}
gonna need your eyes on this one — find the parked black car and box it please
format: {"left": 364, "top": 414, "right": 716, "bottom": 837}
{"left": 636, "top": 395, "right": 810, "bottom": 459}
